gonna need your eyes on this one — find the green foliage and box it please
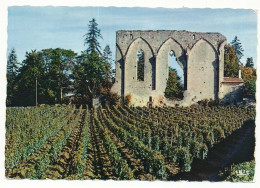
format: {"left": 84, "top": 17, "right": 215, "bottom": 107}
{"left": 7, "top": 48, "right": 19, "bottom": 77}
{"left": 84, "top": 18, "right": 102, "bottom": 55}
{"left": 7, "top": 48, "right": 77, "bottom": 106}
{"left": 241, "top": 66, "right": 256, "bottom": 99}
{"left": 6, "top": 48, "right": 20, "bottom": 106}
{"left": 14, "top": 50, "right": 45, "bottom": 106}
{"left": 68, "top": 109, "right": 90, "bottom": 179}
{"left": 72, "top": 52, "right": 111, "bottom": 105}
{"left": 200, "top": 144, "right": 208, "bottom": 160}
{"left": 7, "top": 18, "right": 112, "bottom": 107}
{"left": 137, "top": 49, "right": 144, "bottom": 81}
{"left": 245, "top": 57, "right": 254, "bottom": 68}
{"left": 162, "top": 137, "right": 169, "bottom": 155}
{"left": 101, "top": 91, "right": 121, "bottom": 107}
{"left": 5, "top": 103, "right": 255, "bottom": 180}
{"left": 41, "top": 48, "right": 77, "bottom": 104}
{"left": 245, "top": 80, "right": 256, "bottom": 95}
{"left": 102, "top": 45, "right": 113, "bottom": 65}
{"left": 5, "top": 106, "right": 74, "bottom": 170}
{"left": 176, "top": 147, "right": 191, "bottom": 172}
{"left": 72, "top": 19, "right": 112, "bottom": 107}
{"left": 103, "top": 106, "right": 166, "bottom": 179}
{"left": 164, "top": 67, "right": 184, "bottom": 100}
{"left": 212, "top": 126, "right": 225, "bottom": 143}
{"left": 190, "top": 140, "right": 201, "bottom": 159}
{"left": 94, "top": 111, "right": 133, "bottom": 180}
{"left": 230, "top": 36, "right": 244, "bottom": 61}
{"left": 224, "top": 44, "right": 240, "bottom": 77}
{"left": 152, "top": 135, "right": 160, "bottom": 151}
{"left": 5, "top": 105, "right": 79, "bottom": 178}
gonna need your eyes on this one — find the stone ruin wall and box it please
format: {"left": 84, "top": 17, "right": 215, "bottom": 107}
{"left": 111, "top": 30, "right": 241, "bottom": 106}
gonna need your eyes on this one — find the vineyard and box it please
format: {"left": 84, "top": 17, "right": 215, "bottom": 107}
{"left": 5, "top": 104, "right": 255, "bottom": 180}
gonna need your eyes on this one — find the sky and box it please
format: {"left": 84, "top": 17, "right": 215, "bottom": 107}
{"left": 8, "top": 6, "right": 257, "bottom": 70}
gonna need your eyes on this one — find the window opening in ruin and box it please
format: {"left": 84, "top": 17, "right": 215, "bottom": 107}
{"left": 137, "top": 49, "right": 145, "bottom": 81}
{"left": 192, "top": 34, "right": 195, "bottom": 40}
{"left": 169, "top": 50, "right": 175, "bottom": 57}
{"left": 130, "top": 34, "right": 133, "bottom": 39}
{"left": 164, "top": 50, "right": 184, "bottom": 100}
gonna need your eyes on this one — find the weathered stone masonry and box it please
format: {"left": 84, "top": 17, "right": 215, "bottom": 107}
{"left": 111, "top": 30, "right": 243, "bottom": 106}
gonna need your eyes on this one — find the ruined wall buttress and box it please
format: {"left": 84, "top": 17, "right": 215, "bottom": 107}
{"left": 156, "top": 38, "right": 184, "bottom": 93}
{"left": 218, "top": 41, "right": 227, "bottom": 99}
{"left": 124, "top": 38, "right": 154, "bottom": 106}
{"left": 187, "top": 39, "right": 219, "bottom": 101}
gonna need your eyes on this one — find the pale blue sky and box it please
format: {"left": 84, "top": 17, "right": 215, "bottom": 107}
{"left": 8, "top": 6, "right": 257, "bottom": 70}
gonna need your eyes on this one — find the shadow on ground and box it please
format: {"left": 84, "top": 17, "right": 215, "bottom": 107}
{"left": 170, "top": 120, "right": 255, "bottom": 181}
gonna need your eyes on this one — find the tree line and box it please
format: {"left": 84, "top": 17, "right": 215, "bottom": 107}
{"left": 7, "top": 19, "right": 256, "bottom": 107}
{"left": 7, "top": 18, "right": 117, "bottom": 107}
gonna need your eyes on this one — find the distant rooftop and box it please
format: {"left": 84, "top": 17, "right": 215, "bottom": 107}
{"left": 223, "top": 77, "right": 244, "bottom": 83}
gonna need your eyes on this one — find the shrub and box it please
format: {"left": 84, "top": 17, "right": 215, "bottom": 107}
{"left": 101, "top": 91, "right": 121, "bottom": 106}
{"left": 213, "top": 126, "right": 225, "bottom": 143}
{"left": 176, "top": 147, "right": 191, "bottom": 172}
{"left": 152, "top": 135, "right": 160, "bottom": 151}
{"left": 124, "top": 94, "right": 132, "bottom": 106}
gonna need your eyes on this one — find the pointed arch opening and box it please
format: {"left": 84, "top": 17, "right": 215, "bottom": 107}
{"left": 124, "top": 37, "right": 155, "bottom": 99}
{"left": 164, "top": 50, "right": 184, "bottom": 100}
{"left": 137, "top": 49, "right": 145, "bottom": 81}
{"left": 188, "top": 39, "right": 219, "bottom": 100}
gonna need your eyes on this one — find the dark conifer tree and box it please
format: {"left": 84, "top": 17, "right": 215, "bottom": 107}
{"left": 6, "top": 48, "right": 19, "bottom": 106}
{"left": 245, "top": 57, "right": 254, "bottom": 68}
{"left": 84, "top": 18, "right": 103, "bottom": 55}
{"left": 230, "top": 36, "right": 244, "bottom": 61}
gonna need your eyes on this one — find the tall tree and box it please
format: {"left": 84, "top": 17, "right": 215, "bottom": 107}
{"left": 241, "top": 65, "right": 256, "bottom": 99}
{"left": 103, "top": 45, "right": 113, "bottom": 64}
{"left": 41, "top": 48, "right": 77, "bottom": 104}
{"left": 245, "top": 57, "right": 254, "bottom": 68}
{"left": 15, "top": 50, "right": 45, "bottom": 106}
{"left": 224, "top": 44, "right": 240, "bottom": 77}
{"left": 73, "top": 18, "right": 112, "bottom": 106}
{"left": 164, "top": 67, "right": 184, "bottom": 100}
{"left": 7, "top": 48, "right": 19, "bottom": 77}
{"left": 7, "top": 48, "right": 77, "bottom": 106}
{"left": 102, "top": 45, "right": 114, "bottom": 81}
{"left": 6, "top": 48, "right": 19, "bottom": 106}
{"left": 73, "top": 53, "right": 111, "bottom": 106}
{"left": 230, "top": 36, "right": 244, "bottom": 61}
{"left": 84, "top": 18, "right": 103, "bottom": 55}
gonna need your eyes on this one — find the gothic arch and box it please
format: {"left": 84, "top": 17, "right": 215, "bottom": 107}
{"left": 124, "top": 37, "right": 155, "bottom": 96}
{"left": 190, "top": 38, "right": 218, "bottom": 56}
{"left": 111, "top": 30, "right": 227, "bottom": 106}
{"left": 188, "top": 38, "right": 219, "bottom": 100}
{"left": 125, "top": 37, "right": 154, "bottom": 57}
{"left": 157, "top": 38, "right": 186, "bottom": 68}
{"left": 156, "top": 37, "right": 187, "bottom": 92}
